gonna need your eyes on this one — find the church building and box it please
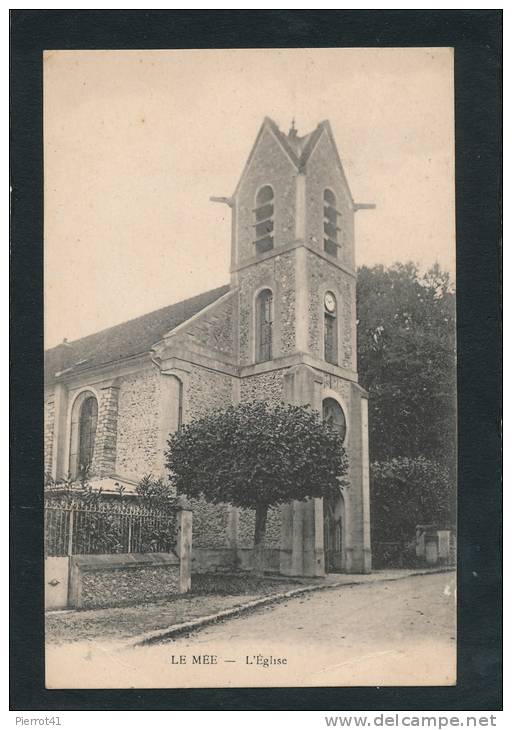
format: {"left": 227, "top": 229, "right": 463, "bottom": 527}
{"left": 44, "top": 117, "right": 372, "bottom": 576}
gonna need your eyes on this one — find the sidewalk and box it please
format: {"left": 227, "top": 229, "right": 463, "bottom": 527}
{"left": 45, "top": 567, "right": 454, "bottom": 647}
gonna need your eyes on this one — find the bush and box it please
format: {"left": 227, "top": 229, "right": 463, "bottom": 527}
{"left": 44, "top": 472, "right": 178, "bottom": 556}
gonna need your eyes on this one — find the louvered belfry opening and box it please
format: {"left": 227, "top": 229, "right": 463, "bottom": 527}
{"left": 324, "top": 189, "right": 339, "bottom": 258}
{"left": 254, "top": 185, "right": 274, "bottom": 254}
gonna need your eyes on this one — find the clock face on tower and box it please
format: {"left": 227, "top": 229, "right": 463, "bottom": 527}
{"left": 324, "top": 291, "right": 336, "bottom": 313}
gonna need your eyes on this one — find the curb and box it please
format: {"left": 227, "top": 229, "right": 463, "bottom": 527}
{"left": 130, "top": 567, "right": 455, "bottom": 647}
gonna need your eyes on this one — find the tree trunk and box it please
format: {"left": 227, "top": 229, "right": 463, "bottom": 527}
{"left": 253, "top": 503, "right": 268, "bottom": 576}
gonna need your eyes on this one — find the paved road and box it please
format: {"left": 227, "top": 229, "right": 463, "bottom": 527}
{"left": 46, "top": 572, "right": 456, "bottom": 689}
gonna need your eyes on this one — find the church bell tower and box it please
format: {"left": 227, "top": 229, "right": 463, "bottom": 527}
{"left": 212, "top": 117, "right": 373, "bottom": 575}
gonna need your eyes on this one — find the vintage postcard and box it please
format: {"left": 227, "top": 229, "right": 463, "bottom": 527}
{"left": 43, "top": 47, "right": 456, "bottom": 689}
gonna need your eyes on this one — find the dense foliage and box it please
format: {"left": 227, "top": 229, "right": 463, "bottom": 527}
{"left": 136, "top": 474, "right": 179, "bottom": 514}
{"left": 370, "top": 457, "right": 455, "bottom": 542}
{"left": 166, "top": 401, "right": 348, "bottom": 571}
{"left": 44, "top": 472, "right": 177, "bottom": 556}
{"left": 357, "top": 263, "right": 457, "bottom": 553}
{"left": 357, "top": 262, "right": 456, "bottom": 468}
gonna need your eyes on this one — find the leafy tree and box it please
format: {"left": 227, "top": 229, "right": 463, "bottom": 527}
{"left": 357, "top": 262, "right": 456, "bottom": 469}
{"left": 357, "top": 263, "right": 457, "bottom": 561}
{"left": 166, "top": 401, "right": 348, "bottom": 573}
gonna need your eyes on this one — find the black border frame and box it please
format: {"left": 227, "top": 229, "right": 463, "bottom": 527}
{"left": 10, "top": 9, "right": 502, "bottom": 711}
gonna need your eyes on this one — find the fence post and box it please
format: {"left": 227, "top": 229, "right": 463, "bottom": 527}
{"left": 177, "top": 509, "right": 192, "bottom": 593}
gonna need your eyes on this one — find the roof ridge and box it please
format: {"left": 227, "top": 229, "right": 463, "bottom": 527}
{"left": 45, "top": 283, "right": 230, "bottom": 355}
{"left": 266, "top": 117, "right": 328, "bottom": 171}
{"left": 298, "top": 123, "right": 326, "bottom": 169}
{"left": 263, "top": 117, "right": 301, "bottom": 167}
{"left": 231, "top": 117, "right": 332, "bottom": 198}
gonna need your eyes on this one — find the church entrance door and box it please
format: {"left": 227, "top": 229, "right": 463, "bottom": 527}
{"left": 322, "top": 397, "right": 346, "bottom": 573}
{"left": 323, "top": 495, "right": 343, "bottom": 573}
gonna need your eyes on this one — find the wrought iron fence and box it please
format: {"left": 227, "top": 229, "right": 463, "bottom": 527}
{"left": 44, "top": 499, "right": 177, "bottom": 557}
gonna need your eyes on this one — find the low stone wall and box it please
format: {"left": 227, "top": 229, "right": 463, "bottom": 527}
{"left": 192, "top": 546, "right": 281, "bottom": 574}
{"left": 68, "top": 552, "right": 181, "bottom": 609}
{"left": 192, "top": 547, "right": 237, "bottom": 573}
{"left": 45, "top": 509, "right": 192, "bottom": 611}
{"left": 236, "top": 547, "right": 281, "bottom": 573}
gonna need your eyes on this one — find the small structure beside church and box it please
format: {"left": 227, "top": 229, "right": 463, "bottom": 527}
{"left": 44, "top": 117, "right": 372, "bottom": 576}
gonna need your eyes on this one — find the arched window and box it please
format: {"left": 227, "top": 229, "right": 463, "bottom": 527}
{"left": 256, "top": 288, "right": 273, "bottom": 362}
{"left": 323, "top": 189, "right": 339, "bottom": 257}
{"left": 69, "top": 392, "right": 98, "bottom": 479}
{"left": 324, "top": 291, "right": 338, "bottom": 365}
{"left": 322, "top": 398, "right": 347, "bottom": 443}
{"left": 254, "top": 185, "right": 274, "bottom": 254}
{"left": 79, "top": 396, "right": 98, "bottom": 473}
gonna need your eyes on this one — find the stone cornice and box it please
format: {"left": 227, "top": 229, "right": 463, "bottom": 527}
{"left": 238, "top": 352, "right": 358, "bottom": 382}
{"left": 50, "top": 352, "right": 153, "bottom": 389}
{"left": 47, "top": 346, "right": 360, "bottom": 388}
{"left": 153, "top": 349, "right": 239, "bottom": 377}
{"left": 231, "top": 239, "right": 357, "bottom": 280}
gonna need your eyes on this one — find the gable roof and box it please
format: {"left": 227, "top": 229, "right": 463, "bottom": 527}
{"left": 232, "top": 117, "right": 349, "bottom": 199}
{"left": 268, "top": 117, "right": 325, "bottom": 170}
{"left": 44, "top": 284, "right": 230, "bottom": 384}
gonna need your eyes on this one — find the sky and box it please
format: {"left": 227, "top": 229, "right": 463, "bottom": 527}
{"left": 44, "top": 48, "right": 455, "bottom": 348}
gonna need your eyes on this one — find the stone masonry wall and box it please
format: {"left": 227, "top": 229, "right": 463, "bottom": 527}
{"left": 115, "top": 368, "right": 161, "bottom": 480}
{"left": 276, "top": 254, "right": 296, "bottom": 356}
{"left": 238, "top": 252, "right": 296, "bottom": 365}
{"left": 78, "top": 563, "right": 180, "bottom": 609}
{"left": 186, "top": 365, "right": 233, "bottom": 422}
{"left": 236, "top": 127, "right": 297, "bottom": 264}
{"left": 185, "top": 497, "right": 230, "bottom": 549}
{"left": 174, "top": 294, "right": 236, "bottom": 362}
{"left": 305, "top": 130, "right": 355, "bottom": 271}
{"left": 307, "top": 252, "right": 356, "bottom": 370}
{"left": 240, "top": 370, "right": 284, "bottom": 405}
{"left": 91, "top": 385, "right": 120, "bottom": 477}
